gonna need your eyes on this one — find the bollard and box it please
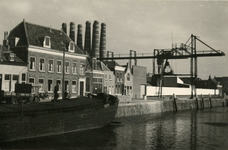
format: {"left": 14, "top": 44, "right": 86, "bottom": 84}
{"left": 209, "top": 94, "right": 212, "bottom": 108}
{"left": 173, "top": 93, "right": 177, "bottom": 112}
{"left": 201, "top": 94, "right": 204, "bottom": 109}
{"left": 196, "top": 96, "right": 199, "bottom": 110}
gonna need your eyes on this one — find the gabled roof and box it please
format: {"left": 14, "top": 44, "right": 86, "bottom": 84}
{"left": 10, "top": 20, "right": 85, "bottom": 54}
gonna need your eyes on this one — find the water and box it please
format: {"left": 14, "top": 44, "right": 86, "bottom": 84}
{"left": 1, "top": 107, "right": 228, "bottom": 150}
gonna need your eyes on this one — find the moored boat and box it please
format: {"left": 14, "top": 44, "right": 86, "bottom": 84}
{"left": 0, "top": 93, "right": 119, "bottom": 142}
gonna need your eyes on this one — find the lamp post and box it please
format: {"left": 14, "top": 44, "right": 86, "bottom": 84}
{"left": 62, "top": 42, "right": 66, "bottom": 99}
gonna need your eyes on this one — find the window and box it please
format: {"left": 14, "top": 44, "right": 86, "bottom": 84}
{"left": 29, "top": 57, "right": 36, "bottom": 70}
{"left": 105, "top": 74, "right": 108, "bottom": 81}
{"left": 10, "top": 53, "right": 15, "bottom": 61}
{"left": 120, "top": 72, "right": 122, "bottom": 82}
{"left": 44, "top": 36, "right": 51, "bottom": 48}
{"left": 48, "top": 79, "right": 53, "bottom": 92}
{"left": 97, "top": 78, "right": 102, "bottom": 83}
{"left": 109, "top": 74, "right": 112, "bottom": 81}
{"left": 57, "top": 60, "right": 62, "bottom": 73}
{"left": 69, "top": 42, "right": 75, "bottom": 52}
{"left": 56, "top": 80, "right": 61, "bottom": 92}
{"left": 39, "top": 58, "right": 45, "bottom": 71}
{"left": 29, "top": 78, "right": 35, "bottom": 84}
{"left": 4, "top": 74, "right": 10, "bottom": 91}
{"left": 127, "top": 73, "right": 130, "bottom": 81}
{"left": 39, "top": 78, "right": 44, "bottom": 92}
{"left": 65, "top": 61, "right": 70, "bottom": 74}
{"left": 116, "top": 72, "right": 119, "bottom": 82}
{"left": 29, "top": 77, "right": 35, "bottom": 93}
{"left": 72, "top": 62, "right": 77, "bottom": 74}
{"left": 21, "top": 73, "right": 26, "bottom": 83}
{"left": 72, "top": 81, "right": 77, "bottom": 93}
{"left": 48, "top": 59, "right": 54, "bottom": 72}
{"left": 80, "top": 64, "right": 84, "bottom": 75}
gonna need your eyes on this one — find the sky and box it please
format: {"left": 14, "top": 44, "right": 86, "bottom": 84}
{"left": 0, "top": 0, "right": 227, "bottom": 79}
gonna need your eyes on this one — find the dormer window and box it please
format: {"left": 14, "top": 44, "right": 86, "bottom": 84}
{"left": 9, "top": 53, "right": 15, "bottom": 61}
{"left": 43, "top": 36, "right": 51, "bottom": 48}
{"left": 68, "top": 42, "right": 75, "bottom": 52}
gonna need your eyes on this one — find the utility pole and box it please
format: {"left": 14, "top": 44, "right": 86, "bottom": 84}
{"left": 62, "top": 42, "right": 66, "bottom": 99}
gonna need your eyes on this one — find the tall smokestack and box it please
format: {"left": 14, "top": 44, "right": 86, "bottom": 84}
{"left": 77, "top": 24, "right": 83, "bottom": 50}
{"left": 84, "top": 21, "right": 91, "bottom": 56}
{"left": 69, "top": 22, "right": 75, "bottom": 42}
{"left": 92, "top": 20, "right": 99, "bottom": 58}
{"left": 62, "top": 23, "right": 67, "bottom": 34}
{"left": 100, "top": 23, "right": 106, "bottom": 59}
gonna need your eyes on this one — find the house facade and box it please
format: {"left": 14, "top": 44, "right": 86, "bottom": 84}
{"left": 7, "top": 20, "right": 87, "bottom": 98}
{"left": 123, "top": 63, "right": 133, "bottom": 97}
{"left": 0, "top": 45, "right": 27, "bottom": 94}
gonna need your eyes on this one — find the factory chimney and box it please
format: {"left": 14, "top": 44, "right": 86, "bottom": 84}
{"left": 92, "top": 20, "right": 99, "bottom": 58}
{"left": 99, "top": 23, "right": 106, "bottom": 59}
{"left": 84, "top": 21, "right": 91, "bottom": 56}
{"left": 61, "top": 23, "right": 67, "bottom": 34}
{"left": 69, "top": 22, "right": 75, "bottom": 42}
{"left": 77, "top": 24, "right": 83, "bottom": 50}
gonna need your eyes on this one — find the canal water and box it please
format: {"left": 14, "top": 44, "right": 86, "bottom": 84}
{"left": 1, "top": 107, "right": 228, "bottom": 150}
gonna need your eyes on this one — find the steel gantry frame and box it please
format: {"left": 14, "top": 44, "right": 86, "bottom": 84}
{"left": 98, "top": 34, "right": 225, "bottom": 98}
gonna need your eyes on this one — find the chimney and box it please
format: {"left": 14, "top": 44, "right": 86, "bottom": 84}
{"left": 77, "top": 24, "right": 83, "bottom": 50}
{"left": 84, "top": 21, "right": 91, "bottom": 55}
{"left": 62, "top": 23, "right": 67, "bottom": 34}
{"left": 92, "top": 20, "right": 99, "bottom": 58}
{"left": 0, "top": 45, "right": 2, "bottom": 60}
{"left": 3, "top": 31, "right": 8, "bottom": 47}
{"left": 69, "top": 22, "right": 75, "bottom": 42}
{"left": 99, "top": 23, "right": 106, "bottom": 59}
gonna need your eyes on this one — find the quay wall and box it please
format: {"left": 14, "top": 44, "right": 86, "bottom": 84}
{"left": 115, "top": 97, "right": 227, "bottom": 118}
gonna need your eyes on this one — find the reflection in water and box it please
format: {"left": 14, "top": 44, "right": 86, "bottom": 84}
{"left": 1, "top": 107, "right": 228, "bottom": 150}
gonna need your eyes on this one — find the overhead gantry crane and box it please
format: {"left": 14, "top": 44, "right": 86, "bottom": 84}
{"left": 98, "top": 34, "right": 225, "bottom": 98}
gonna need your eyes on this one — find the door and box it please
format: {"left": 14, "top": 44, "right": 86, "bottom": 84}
{"left": 80, "top": 81, "right": 84, "bottom": 96}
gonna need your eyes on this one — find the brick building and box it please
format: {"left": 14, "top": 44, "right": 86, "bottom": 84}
{"left": 7, "top": 20, "right": 87, "bottom": 98}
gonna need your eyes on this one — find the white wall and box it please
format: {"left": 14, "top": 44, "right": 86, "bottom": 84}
{"left": 145, "top": 85, "right": 219, "bottom": 96}
{"left": 0, "top": 64, "right": 27, "bottom": 92}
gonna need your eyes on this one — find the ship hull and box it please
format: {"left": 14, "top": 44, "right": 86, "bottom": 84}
{"left": 0, "top": 96, "right": 118, "bottom": 142}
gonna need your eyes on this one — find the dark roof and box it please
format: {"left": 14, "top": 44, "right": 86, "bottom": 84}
{"left": 97, "top": 61, "right": 110, "bottom": 71}
{"left": 0, "top": 45, "right": 24, "bottom": 63}
{"left": 103, "top": 61, "right": 121, "bottom": 71}
{"left": 10, "top": 20, "right": 85, "bottom": 54}
{"left": 85, "top": 58, "right": 111, "bottom": 72}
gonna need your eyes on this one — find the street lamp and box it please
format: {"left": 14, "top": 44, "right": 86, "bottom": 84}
{"left": 62, "top": 42, "right": 66, "bottom": 99}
